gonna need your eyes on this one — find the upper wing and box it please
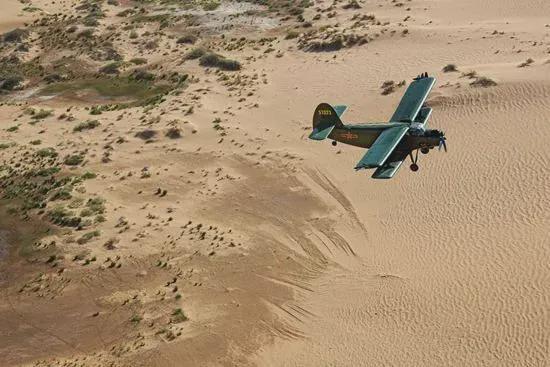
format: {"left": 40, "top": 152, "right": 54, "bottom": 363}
{"left": 333, "top": 105, "right": 348, "bottom": 117}
{"left": 371, "top": 150, "right": 408, "bottom": 179}
{"left": 355, "top": 125, "right": 409, "bottom": 170}
{"left": 390, "top": 76, "right": 435, "bottom": 123}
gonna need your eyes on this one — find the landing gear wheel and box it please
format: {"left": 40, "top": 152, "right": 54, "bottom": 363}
{"left": 332, "top": 141, "right": 337, "bottom": 146}
{"left": 410, "top": 163, "right": 419, "bottom": 172}
{"left": 421, "top": 147, "right": 429, "bottom": 154}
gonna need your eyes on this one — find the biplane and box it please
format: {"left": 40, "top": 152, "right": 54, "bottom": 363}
{"left": 309, "top": 73, "right": 447, "bottom": 179}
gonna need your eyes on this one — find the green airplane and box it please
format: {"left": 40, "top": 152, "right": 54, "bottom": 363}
{"left": 309, "top": 73, "right": 447, "bottom": 179}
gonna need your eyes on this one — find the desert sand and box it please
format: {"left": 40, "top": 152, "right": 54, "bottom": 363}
{"left": 0, "top": 0, "right": 549, "bottom": 366}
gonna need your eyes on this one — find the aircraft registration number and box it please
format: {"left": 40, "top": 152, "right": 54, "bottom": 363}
{"left": 318, "top": 109, "right": 332, "bottom": 116}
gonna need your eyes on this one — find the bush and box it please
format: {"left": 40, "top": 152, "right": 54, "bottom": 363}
{"left": 171, "top": 308, "right": 188, "bottom": 323}
{"left": 199, "top": 53, "right": 241, "bottom": 71}
{"left": 0, "top": 75, "right": 23, "bottom": 91}
{"left": 165, "top": 127, "right": 182, "bottom": 139}
{"left": 442, "top": 64, "right": 458, "bottom": 73}
{"left": 31, "top": 109, "right": 53, "bottom": 120}
{"left": 470, "top": 76, "right": 497, "bottom": 88}
{"left": 185, "top": 48, "right": 206, "bottom": 60}
{"left": 99, "top": 62, "right": 120, "bottom": 74}
{"left": 36, "top": 147, "right": 58, "bottom": 158}
{"left": 73, "top": 120, "right": 100, "bottom": 132}
{"left": 64, "top": 154, "right": 84, "bottom": 166}
{"left": 135, "top": 129, "right": 157, "bottom": 140}
{"left": 176, "top": 34, "right": 197, "bottom": 44}
{"left": 2, "top": 28, "right": 28, "bottom": 43}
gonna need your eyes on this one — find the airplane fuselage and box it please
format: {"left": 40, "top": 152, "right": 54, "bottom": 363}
{"left": 329, "top": 124, "right": 442, "bottom": 153}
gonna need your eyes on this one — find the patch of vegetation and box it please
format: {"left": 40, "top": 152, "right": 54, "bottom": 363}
{"left": 177, "top": 34, "right": 197, "bottom": 44}
{"left": 184, "top": 47, "right": 207, "bottom": 60}
{"left": 0, "top": 142, "right": 16, "bottom": 149}
{"left": 470, "top": 76, "right": 497, "bottom": 88}
{"left": 47, "top": 206, "right": 82, "bottom": 227}
{"left": 77, "top": 230, "right": 100, "bottom": 244}
{"left": 518, "top": 58, "right": 534, "bottom": 68}
{"left": 442, "top": 64, "right": 458, "bottom": 73}
{"left": 30, "top": 109, "right": 54, "bottom": 121}
{"left": 64, "top": 154, "right": 84, "bottom": 166}
{"left": 165, "top": 127, "right": 182, "bottom": 139}
{"left": 135, "top": 129, "right": 157, "bottom": 140}
{"left": 171, "top": 308, "right": 188, "bottom": 323}
{"left": 40, "top": 77, "right": 171, "bottom": 105}
{"left": 36, "top": 147, "right": 58, "bottom": 158}
{"left": 2, "top": 28, "right": 29, "bottom": 43}
{"left": 130, "top": 58, "right": 147, "bottom": 65}
{"left": 81, "top": 171, "right": 97, "bottom": 180}
{"left": 199, "top": 52, "right": 241, "bottom": 71}
{"left": 201, "top": 0, "right": 221, "bottom": 11}
{"left": 73, "top": 120, "right": 100, "bottom": 132}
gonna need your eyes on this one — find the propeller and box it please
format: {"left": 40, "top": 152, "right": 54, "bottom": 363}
{"left": 438, "top": 136, "right": 447, "bottom": 152}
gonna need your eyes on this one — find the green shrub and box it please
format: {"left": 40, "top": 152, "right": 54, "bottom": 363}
{"left": 185, "top": 48, "right": 206, "bottom": 60}
{"left": 36, "top": 147, "right": 58, "bottom": 158}
{"left": 73, "top": 120, "right": 100, "bottom": 132}
{"left": 199, "top": 53, "right": 241, "bottom": 71}
{"left": 64, "top": 154, "right": 84, "bottom": 166}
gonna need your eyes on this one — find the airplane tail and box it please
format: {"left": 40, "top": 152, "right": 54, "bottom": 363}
{"left": 310, "top": 103, "right": 344, "bottom": 140}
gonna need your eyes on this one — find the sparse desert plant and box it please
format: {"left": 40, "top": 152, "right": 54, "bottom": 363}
{"left": 518, "top": 58, "right": 534, "bottom": 68}
{"left": 0, "top": 75, "right": 23, "bottom": 91}
{"left": 171, "top": 308, "right": 188, "bottom": 323}
{"left": 0, "top": 142, "right": 15, "bottom": 149}
{"left": 130, "top": 58, "right": 147, "bottom": 65}
{"left": 86, "top": 197, "right": 105, "bottom": 214}
{"left": 130, "top": 69, "right": 155, "bottom": 82}
{"left": 165, "top": 127, "right": 182, "bottom": 139}
{"left": 31, "top": 109, "right": 53, "bottom": 120}
{"left": 35, "top": 147, "right": 58, "bottom": 158}
{"left": 99, "top": 62, "right": 121, "bottom": 75}
{"left": 202, "top": 0, "right": 221, "bottom": 11}
{"left": 461, "top": 70, "right": 478, "bottom": 79}
{"left": 135, "top": 129, "right": 157, "bottom": 140}
{"left": 50, "top": 188, "right": 72, "bottom": 201}
{"left": 343, "top": 0, "right": 361, "bottom": 9}
{"left": 47, "top": 206, "right": 82, "bottom": 227}
{"left": 2, "top": 28, "right": 28, "bottom": 43}
{"left": 470, "top": 76, "right": 497, "bottom": 88}
{"left": 30, "top": 139, "right": 41, "bottom": 145}
{"left": 185, "top": 47, "right": 207, "bottom": 60}
{"left": 130, "top": 314, "right": 142, "bottom": 324}
{"left": 64, "top": 154, "right": 84, "bottom": 166}
{"left": 199, "top": 53, "right": 241, "bottom": 71}
{"left": 81, "top": 171, "right": 97, "bottom": 179}
{"left": 176, "top": 34, "right": 197, "bottom": 44}
{"left": 442, "top": 64, "right": 458, "bottom": 72}
{"left": 73, "top": 120, "right": 100, "bottom": 132}
{"left": 285, "top": 30, "right": 299, "bottom": 39}
{"left": 77, "top": 230, "right": 100, "bottom": 244}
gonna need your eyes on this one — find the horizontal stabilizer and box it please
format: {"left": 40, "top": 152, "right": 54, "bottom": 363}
{"left": 355, "top": 125, "right": 409, "bottom": 169}
{"left": 333, "top": 105, "right": 348, "bottom": 117}
{"left": 309, "top": 125, "right": 335, "bottom": 141}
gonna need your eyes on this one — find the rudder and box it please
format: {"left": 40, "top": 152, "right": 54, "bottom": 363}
{"left": 313, "top": 103, "right": 344, "bottom": 130}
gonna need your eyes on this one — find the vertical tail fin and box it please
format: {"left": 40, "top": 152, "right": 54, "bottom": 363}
{"left": 310, "top": 103, "right": 344, "bottom": 141}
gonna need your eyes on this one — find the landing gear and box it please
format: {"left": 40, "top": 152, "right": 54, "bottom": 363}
{"left": 409, "top": 149, "right": 420, "bottom": 172}
{"left": 420, "top": 147, "right": 430, "bottom": 154}
{"left": 332, "top": 140, "right": 337, "bottom": 146}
